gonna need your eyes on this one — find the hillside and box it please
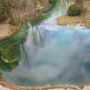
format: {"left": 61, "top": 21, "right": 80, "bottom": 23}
{"left": 0, "top": 0, "right": 50, "bottom": 41}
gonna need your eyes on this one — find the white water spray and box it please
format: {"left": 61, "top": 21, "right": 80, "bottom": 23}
{"left": 4, "top": 0, "right": 90, "bottom": 86}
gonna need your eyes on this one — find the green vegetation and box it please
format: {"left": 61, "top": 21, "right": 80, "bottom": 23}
{"left": 67, "top": 0, "right": 85, "bottom": 16}
{"left": 0, "top": 24, "right": 28, "bottom": 74}
{"left": 0, "top": 42, "right": 20, "bottom": 71}
{"left": 0, "top": 0, "right": 54, "bottom": 23}
{"left": 0, "top": 0, "right": 58, "bottom": 75}
{"left": 58, "top": 0, "right": 90, "bottom": 28}
{"left": 0, "top": 0, "right": 12, "bottom": 21}
{"left": 31, "top": 0, "right": 59, "bottom": 26}
{"left": 49, "top": 0, "right": 58, "bottom": 10}
{"left": 67, "top": 4, "right": 84, "bottom": 16}
{"left": 0, "top": 43, "right": 20, "bottom": 63}
{"left": 31, "top": 15, "right": 49, "bottom": 26}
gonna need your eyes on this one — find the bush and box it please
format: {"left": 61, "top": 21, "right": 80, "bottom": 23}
{"left": 0, "top": 0, "right": 11, "bottom": 21}
{"left": 67, "top": 4, "right": 84, "bottom": 16}
{"left": 0, "top": 43, "right": 20, "bottom": 71}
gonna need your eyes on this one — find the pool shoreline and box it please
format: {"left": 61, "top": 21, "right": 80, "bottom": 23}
{"left": 0, "top": 77, "right": 90, "bottom": 90}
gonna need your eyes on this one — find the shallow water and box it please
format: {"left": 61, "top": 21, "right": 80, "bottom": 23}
{"left": 1, "top": 0, "right": 90, "bottom": 87}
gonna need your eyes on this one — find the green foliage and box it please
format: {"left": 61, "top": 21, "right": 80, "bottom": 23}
{"left": 0, "top": 24, "right": 28, "bottom": 74}
{"left": 0, "top": 44, "right": 20, "bottom": 63}
{"left": 49, "top": 0, "right": 58, "bottom": 10}
{"left": 0, "top": 0, "right": 12, "bottom": 21}
{"left": 31, "top": 15, "right": 48, "bottom": 26}
{"left": 0, "top": 43, "right": 20, "bottom": 71}
{"left": 68, "top": 4, "right": 84, "bottom": 16}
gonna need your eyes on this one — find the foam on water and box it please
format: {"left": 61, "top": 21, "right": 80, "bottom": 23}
{"left": 4, "top": 0, "right": 90, "bottom": 86}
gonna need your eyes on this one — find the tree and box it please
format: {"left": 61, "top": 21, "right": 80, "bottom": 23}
{"left": 0, "top": 0, "right": 12, "bottom": 21}
{"left": 68, "top": 4, "right": 83, "bottom": 16}
{"left": 67, "top": 0, "right": 85, "bottom": 16}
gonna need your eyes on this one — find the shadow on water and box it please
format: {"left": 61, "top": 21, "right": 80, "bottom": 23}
{"left": 0, "top": 0, "right": 90, "bottom": 87}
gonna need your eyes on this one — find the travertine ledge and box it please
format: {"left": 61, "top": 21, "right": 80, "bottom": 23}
{"left": 57, "top": 0, "right": 90, "bottom": 29}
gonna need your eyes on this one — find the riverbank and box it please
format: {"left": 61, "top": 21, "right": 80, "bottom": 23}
{"left": 0, "top": 21, "right": 18, "bottom": 41}
{"left": 0, "top": 16, "right": 39, "bottom": 41}
{"left": 0, "top": 77, "right": 89, "bottom": 90}
{"left": 57, "top": 0, "right": 90, "bottom": 28}
{"left": 0, "top": 78, "right": 90, "bottom": 90}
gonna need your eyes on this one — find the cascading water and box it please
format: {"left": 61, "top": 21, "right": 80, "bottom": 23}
{"left": 4, "top": 0, "right": 90, "bottom": 86}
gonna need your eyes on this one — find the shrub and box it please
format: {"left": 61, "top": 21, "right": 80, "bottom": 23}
{"left": 0, "top": 43, "right": 20, "bottom": 71}
{"left": 0, "top": 0, "right": 11, "bottom": 21}
{"left": 67, "top": 4, "right": 84, "bottom": 16}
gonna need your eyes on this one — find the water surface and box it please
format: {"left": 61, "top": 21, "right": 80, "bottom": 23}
{"left": 1, "top": 0, "right": 90, "bottom": 87}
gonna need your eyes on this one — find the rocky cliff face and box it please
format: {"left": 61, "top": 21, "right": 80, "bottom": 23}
{"left": 11, "top": 0, "right": 50, "bottom": 24}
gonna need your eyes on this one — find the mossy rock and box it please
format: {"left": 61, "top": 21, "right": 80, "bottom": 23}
{"left": 0, "top": 43, "right": 20, "bottom": 71}
{"left": 0, "top": 43, "right": 20, "bottom": 63}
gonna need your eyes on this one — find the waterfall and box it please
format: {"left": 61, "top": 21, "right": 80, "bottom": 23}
{"left": 19, "top": 24, "right": 48, "bottom": 67}
{"left": 4, "top": 0, "right": 90, "bottom": 86}
{"left": 19, "top": 0, "right": 70, "bottom": 66}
